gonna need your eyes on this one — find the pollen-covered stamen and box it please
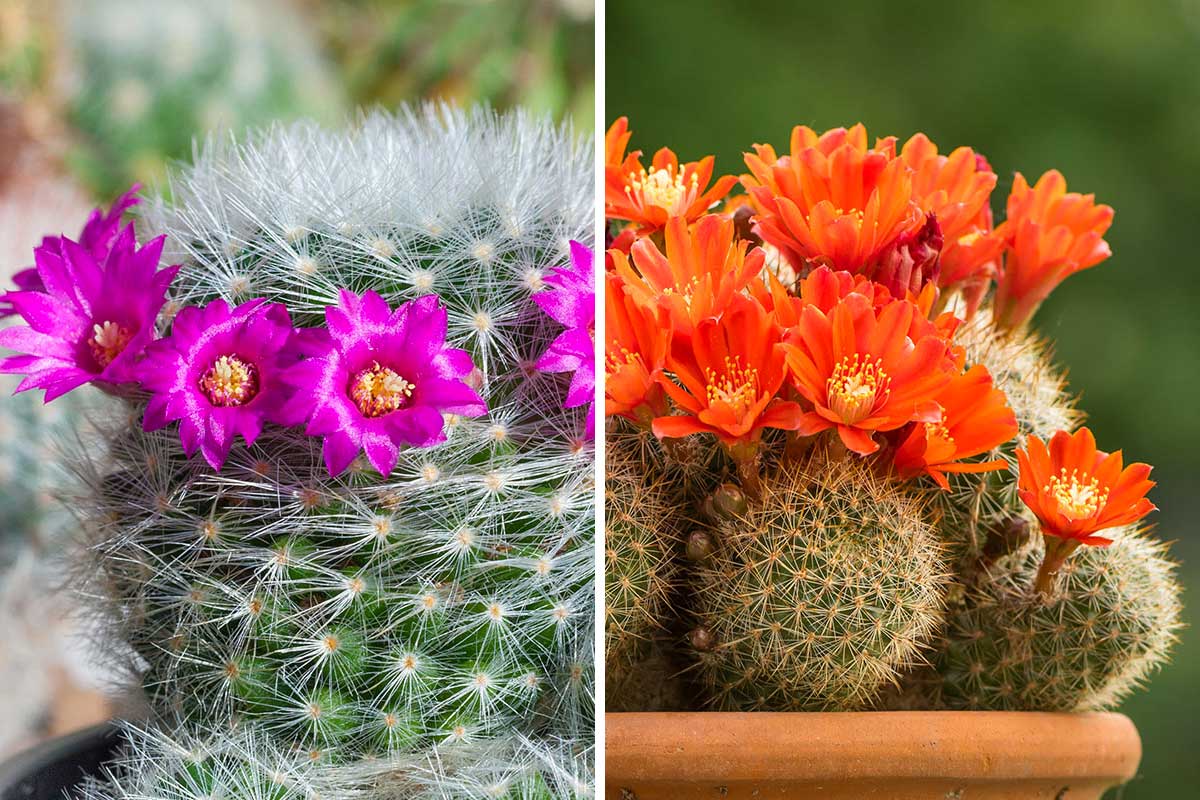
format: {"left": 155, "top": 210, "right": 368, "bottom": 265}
{"left": 925, "top": 420, "right": 954, "bottom": 445}
{"left": 350, "top": 360, "right": 415, "bottom": 417}
{"left": 1044, "top": 468, "right": 1109, "bottom": 521}
{"left": 199, "top": 354, "right": 260, "bottom": 406}
{"left": 827, "top": 354, "right": 890, "bottom": 425}
{"left": 705, "top": 356, "right": 759, "bottom": 417}
{"left": 627, "top": 166, "right": 698, "bottom": 214}
{"left": 605, "top": 345, "right": 644, "bottom": 376}
{"left": 88, "top": 320, "right": 133, "bottom": 368}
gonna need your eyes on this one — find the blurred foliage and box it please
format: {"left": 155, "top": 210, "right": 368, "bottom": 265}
{"left": 306, "top": 0, "right": 594, "bottom": 125}
{"left": 608, "top": 1, "right": 1200, "bottom": 796}
{"left": 1, "top": 0, "right": 594, "bottom": 201}
{"left": 0, "top": 0, "right": 49, "bottom": 96}
{"left": 60, "top": 0, "right": 344, "bottom": 197}
{"left": 0, "top": 0, "right": 345, "bottom": 199}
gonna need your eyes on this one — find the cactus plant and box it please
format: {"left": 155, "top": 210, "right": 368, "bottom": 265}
{"left": 938, "top": 526, "right": 1182, "bottom": 711}
{"left": 694, "top": 451, "right": 947, "bottom": 711}
{"left": 925, "top": 310, "right": 1084, "bottom": 570}
{"left": 602, "top": 117, "right": 1181, "bottom": 720}
{"left": 603, "top": 430, "right": 680, "bottom": 691}
{"left": 0, "top": 105, "right": 593, "bottom": 795}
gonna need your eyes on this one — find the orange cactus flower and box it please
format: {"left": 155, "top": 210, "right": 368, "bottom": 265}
{"left": 752, "top": 265, "right": 889, "bottom": 329}
{"left": 742, "top": 124, "right": 925, "bottom": 278}
{"left": 784, "top": 292, "right": 956, "bottom": 455}
{"left": 605, "top": 118, "right": 738, "bottom": 234}
{"left": 993, "top": 170, "right": 1114, "bottom": 331}
{"left": 605, "top": 273, "right": 670, "bottom": 424}
{"left": 1016, "top": 427, "right": 1155, "bottom": 593}
{"left": 893, "top": 363, "right": 1017, "bottom": 489}
{"left": 609, "top": 214, "right": 764, "bottom": 338}
{"left": 605, "top": 115, "right": 634, "bottom": 169}
{"left": 652, "top": 294, "right": 802, "bottom": 449}
{"left": 900, "top": 133, "right": 1004, "bottom": 292}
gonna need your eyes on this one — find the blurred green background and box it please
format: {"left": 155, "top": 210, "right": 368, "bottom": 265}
{"left": 1, "top": 0, "right": 593, "bottom": 199}
{"left": 608, "top": 0, "right": 1199, "bottom": 795}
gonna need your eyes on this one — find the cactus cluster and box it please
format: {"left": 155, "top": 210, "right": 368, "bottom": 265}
{"left": 602, "top": 117, "right": 1183, "bottom": 716}
{"left": 0, "top": 105, "right": 594, "bottom": 797}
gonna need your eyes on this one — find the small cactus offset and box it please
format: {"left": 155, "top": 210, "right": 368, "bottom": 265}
{"left": 938, "top": 526, "right": 1181, "bottom": 711}
{"left": 602, "top": 116, "right": 1181, "bottom": 716}
{"left": 0, "top": 105, "right": 594, "bottom": 795}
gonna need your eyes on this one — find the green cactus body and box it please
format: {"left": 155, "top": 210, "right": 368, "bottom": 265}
{"left": 938, "top": 526, "right": 1181, "bottom": 711}
{"left": 603, "top": 430, "right": 679, "bottom": 691}
{"left": 694, "top": 452, "right": 948, "bottom": 711}
{"left": 71, "top": 107, "right": 593, "bottom": 797}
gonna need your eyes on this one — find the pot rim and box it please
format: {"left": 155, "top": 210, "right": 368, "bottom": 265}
{"left": 606, "top": 711, "right": 1140, "bottom": 784}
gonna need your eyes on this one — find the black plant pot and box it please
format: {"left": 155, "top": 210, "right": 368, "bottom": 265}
{"left": 0, "top": 725, "right": 120, "bottom": 800}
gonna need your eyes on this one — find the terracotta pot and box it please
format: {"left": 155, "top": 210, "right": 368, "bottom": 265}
{"left": 606, "top": 711, "right": 1140, "bottom": 799}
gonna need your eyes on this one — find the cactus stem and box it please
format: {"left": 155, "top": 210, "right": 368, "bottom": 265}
{"left": 782, "top": 430, "right": 813, "bottom": 464}
{"left": 734, "top": 455, "right": 761, "bottom": 501}
{"left": 1033, "top": 534, "right": 1081, "bottom": 596}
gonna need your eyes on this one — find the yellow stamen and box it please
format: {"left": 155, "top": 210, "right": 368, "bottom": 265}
{"left": 925, "top": 420, "right": 954, "bottom": 445}
{"left": 705, "top": 356, "right": 759, "bottom": 417}
{"left": 605, "top": 345, "right": 644, "bottom": 376}
{"left": 1044, "top": 468, "right": 1108, "bottom": 520}
{"left": 350, "top": 361, "right": 415, "bottom": 417}
{"left": 89, "top": 320, "right": 133, "bottom": 368}
{"left": 827, "top": 354, "right": 889, "bottom": 425}
{"left": 627, "top": 166, "right": 698, "bottom": 214}
{"left": 199, "top": 355, "right": 259, "bottom": 406}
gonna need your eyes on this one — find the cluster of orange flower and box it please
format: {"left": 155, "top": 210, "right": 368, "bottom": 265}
{"left": 604, "top": 118, "right": 1154, "bottom": 579}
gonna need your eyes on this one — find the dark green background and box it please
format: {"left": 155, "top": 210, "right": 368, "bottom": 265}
{"left": 607, "top": 1, "right": 1199, "bottom": 795}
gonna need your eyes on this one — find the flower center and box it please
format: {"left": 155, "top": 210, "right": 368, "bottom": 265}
{"left": 1044, "top": 468, "right": 1109, "bottom": 521}
{"left": 200, "top": 355, "right": 259, "bottom": 406}
{"left": 705, "top": 356, "right": 759, "bottom": 417}
{"left": 89, "top": 320, "right": 133, "bottom": 369}
{"left": 350, "top": 361, "right": 415, "bottom": 418}
{"left": 827, "top": 355, "right": 890, "bottom": 425}
{"left": 627, "top": 166, "right": 698, "bottom": 214}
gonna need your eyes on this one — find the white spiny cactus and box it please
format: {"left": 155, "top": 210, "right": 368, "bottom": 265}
{"left": 68, "top": 105, "right": 594, "bottom": 794}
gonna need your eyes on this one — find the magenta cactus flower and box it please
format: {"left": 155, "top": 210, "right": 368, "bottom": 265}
{"left": 140, "top": 298, "right": 300, "bottom": 470}
{"left": 534, "top": 240, "right": 595, "bottom": 438}
{"left": 1, "top": 185, "right": 140, "bottom": 317}
{"left": 0, "top": 225, "right": 178, "bottom": 400}
{"left": 281, "top": 290, "right": 487, "bottom": 477}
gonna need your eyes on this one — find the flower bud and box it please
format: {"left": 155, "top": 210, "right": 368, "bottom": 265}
{"left": 685, "top": 529, "right": 717, "bottom": 562}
